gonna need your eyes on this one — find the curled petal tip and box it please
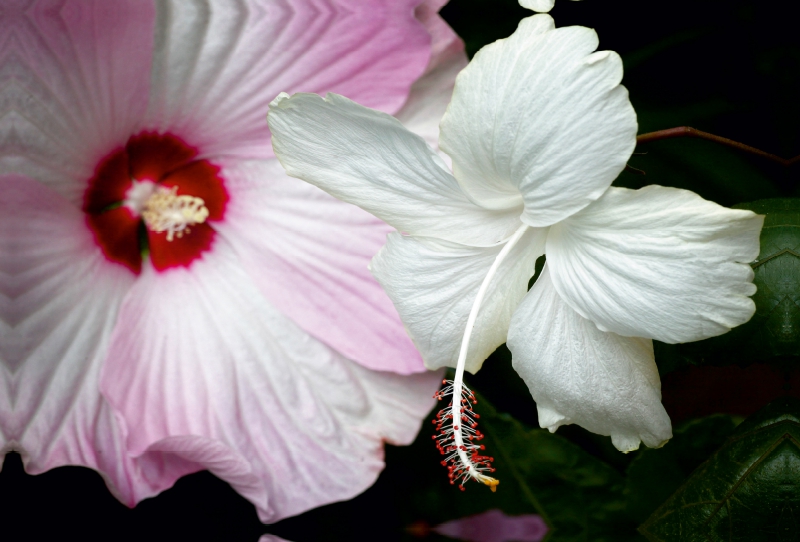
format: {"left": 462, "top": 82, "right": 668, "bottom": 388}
{"left": 269, "top": 91, "right": 291, "bottom": 109}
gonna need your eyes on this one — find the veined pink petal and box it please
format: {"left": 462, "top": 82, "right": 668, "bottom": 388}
{"left": 217, "top": 3, "right": 466, "bottom": 374}
{"left": 0, "top": 176, "right": 196, "bottom": 504}
{"left": 398, "top": 0, "right": 467, "bottom": 149}
{"left": 11, "top": 0, "right": 155, "bottom": 205}
{"left": 434, "top": 509, "right": 548, "bottom": 542}
{"left": 217, "top": 160, "right": 424, "bottom": 374}
{"left": 145, "top": 0, "right": 433, "bottom": 160}
{"left": 99, "top": 239, "right": 442, "bottom": 522}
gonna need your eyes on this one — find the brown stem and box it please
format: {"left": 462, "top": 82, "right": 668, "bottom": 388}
{"left": 636, "top": 127, "right": 800, "bottom": 167}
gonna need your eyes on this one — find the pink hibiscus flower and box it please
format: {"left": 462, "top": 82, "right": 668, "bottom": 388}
{"left": 0, "top": 0, "right": 465, "bottom": 522}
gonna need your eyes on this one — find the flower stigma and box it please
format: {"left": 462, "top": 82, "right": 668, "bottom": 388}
{"left": 141, "top": 185, "right": 210, "bottom": 241}
{"left": 432, "top": 223, "right": 530, "bottom": 491}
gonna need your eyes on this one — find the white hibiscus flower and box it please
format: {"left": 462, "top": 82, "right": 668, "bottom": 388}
{"left": 268, "top": 10, "right": 763, "bottom": 489}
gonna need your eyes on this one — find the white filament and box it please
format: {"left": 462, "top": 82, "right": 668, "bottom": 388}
{"left": 450, "top": 223, "right": 530, "bottom": 483}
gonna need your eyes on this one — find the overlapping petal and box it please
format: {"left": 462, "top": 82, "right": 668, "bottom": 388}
{"left": 0, "top": 176, "right": 194, "bottom": 503}
{"left": 99, "top": 240, "right": 442, "bottom": 521}
{"left": 439, "top": 14, "right": 636, "bottom": 226}
{"left": 370, "top": 229, "right": 546, "bottom": 373}
{"left": 508, "top": 267, "right": 672, "bottom": 452}
{"left": 269, "top": 92, "right": 521, "bottom": 247}
{"left": 547, "top": 186, "right": 763, "bottom": 343}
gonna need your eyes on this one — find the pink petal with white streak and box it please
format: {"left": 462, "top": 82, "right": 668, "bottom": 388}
{"left": 100, "top": 238, "right": 442, "bottom": 522}
{"left": 217, "top": 160, "right": 423, "bottom": 374}
{"left": 145, "top": 0, "right": 433, "bottom": 160}
{"left": 216, "top": 4, "right": 467, "bottom": 374}
{"left": 0, "top": 176, "right": 198, "bottom": 504}
{"left": 10, "top": 0, "right": 155, "bottom": 205}
{"left": 398, "top": 0, "right": 467, "bottom": 149}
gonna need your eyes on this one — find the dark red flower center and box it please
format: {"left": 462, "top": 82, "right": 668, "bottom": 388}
{"left": 83, "top": 132, "right": 228, "bottom": 274}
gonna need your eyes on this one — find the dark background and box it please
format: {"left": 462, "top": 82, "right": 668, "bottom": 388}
{"left": 2, "top": 0, "right": 798, "bottom": 540}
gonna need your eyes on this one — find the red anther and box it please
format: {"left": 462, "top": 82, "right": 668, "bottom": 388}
{"left": 474, "top": 414, "right": 480, "bottom": 419}
{"left": 479, "top": 445, "right": 485, "bottom": 450}
{"left": 453, "top": 426, "right": 459, "bottom": 430}
{"left": 442, "top": 380, "right": 447, "bottom": 384}
{"left": 459, "top": 486, "right": 466, "bottom": 492}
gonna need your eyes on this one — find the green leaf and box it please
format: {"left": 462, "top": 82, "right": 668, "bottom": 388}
{"left": 680, "top": 199, "right": 800, "bottom": 365}
{"left": 639, "top": 397, "right": 800, "bottom": 542}
{"left": 624, "top": 415, "right": 739, "bottom": 524}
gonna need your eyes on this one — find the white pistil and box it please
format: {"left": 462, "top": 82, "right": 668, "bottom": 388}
{"left": 433, "top": 222, "right": 530, "bottom": 491}
{"left": 141, "top": 185, "right": 209, "bottom": 241}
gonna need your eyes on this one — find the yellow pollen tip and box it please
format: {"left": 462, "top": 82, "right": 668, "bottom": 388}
{"left": 483, "top": 477, "right": 499, "bottom": 492}
{"left": 141, "top": 185, "right": 209, "bottom": 241}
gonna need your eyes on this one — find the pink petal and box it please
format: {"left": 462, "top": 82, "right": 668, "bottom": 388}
{"left": 0, "top": 176, "right": 195, "bottom": 504}
{"left": 398, "top": 0, "right": 468, "bottom": 150}
{"left": 216, "top": 160, "right": 423, "bottom": 374}
{"left": 434, "top": 509, "right": 549, "bottom": 542}
{"left": 216, "top": 3, "right": 466, "bottom": 374}
{"left": 99, "top": 238, "right": 442, "bottom": 522}
{"left": 11, "top": 0, "right": 155, "bottom": 205}
{"left": 144, "top": 0, "right": 434, "bottom": 160}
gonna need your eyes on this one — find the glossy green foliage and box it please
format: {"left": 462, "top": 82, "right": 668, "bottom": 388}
{"left": 681, "top": 199, "right": 800, "bottom": 365}
{"left": 624, "top": 415, "right": 739, "bottom": 525}
{"left": 640, "top": 398, "right": 800, "bottom": 541}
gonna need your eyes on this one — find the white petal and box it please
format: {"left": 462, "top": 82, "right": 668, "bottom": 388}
{"left": 370, "top": 228, "right": 546, "bottom": 373}
{"left": 439, "top": 15, "right": 637, "bottom": 226}
{"left": 508, "top": 267, "right": 672, "bottom": 451}
{"left": 520, "top": 0, "right": 555, "bottom": 12}
{"left": 99, "top": 239, "right": 442, "bottom": 522}
{"left": 547, "top": 186, "right": 764, "bottom": 343}
{"left": 269, "top": 92, "right": 521, "bottom": 246}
